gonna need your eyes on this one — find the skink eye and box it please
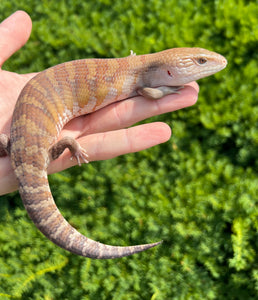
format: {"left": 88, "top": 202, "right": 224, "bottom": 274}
{"left": 197, "top": 57, "right": 207, "bottom": 65}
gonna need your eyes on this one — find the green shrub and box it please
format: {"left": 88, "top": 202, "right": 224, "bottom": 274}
{"left": 0, "top": 0, "right": 257, "bottom": 299}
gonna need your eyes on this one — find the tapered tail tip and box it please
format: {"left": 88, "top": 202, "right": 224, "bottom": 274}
{"left": 93, "top": 240, "right": 163, "bottom": 259}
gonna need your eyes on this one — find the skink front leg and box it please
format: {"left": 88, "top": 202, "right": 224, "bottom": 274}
{"left": 137, "top": 86, "right": 184, "bottom": 100}
{"left": 49, "top": 136, "right": 89, "bottom": 166}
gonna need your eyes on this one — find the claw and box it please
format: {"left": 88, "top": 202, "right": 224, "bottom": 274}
{"left": 71, "top": 146, "right": 89, "bottom": 166}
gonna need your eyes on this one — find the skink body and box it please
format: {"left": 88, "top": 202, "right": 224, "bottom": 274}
{"left": 0, "top": 48, "right": 227, "bottom": 258}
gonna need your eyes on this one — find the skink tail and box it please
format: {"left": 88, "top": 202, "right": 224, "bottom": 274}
{"left": 19, "top": 171, "right": 161, "bottom": 259}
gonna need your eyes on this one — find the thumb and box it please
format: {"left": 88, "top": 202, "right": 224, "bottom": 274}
{"left": 0, "top": 11, "right": 32, "bottom": 68}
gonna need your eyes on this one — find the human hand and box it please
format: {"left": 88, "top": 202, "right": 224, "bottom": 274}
{"left": 0, "top": 11, "right": 199, "bottom": 195}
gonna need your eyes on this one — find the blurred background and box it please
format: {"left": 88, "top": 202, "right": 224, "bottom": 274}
{"left": 0, "top": 0, "right": 257, "bottom": 299}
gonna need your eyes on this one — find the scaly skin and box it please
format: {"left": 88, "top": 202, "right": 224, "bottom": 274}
{"left": 0, "top": 48, "right": 227, "bottom": 258}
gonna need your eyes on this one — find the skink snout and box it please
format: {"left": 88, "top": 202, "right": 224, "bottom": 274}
{"left": 219, "top": 54, "right": 228, "bottom": 69}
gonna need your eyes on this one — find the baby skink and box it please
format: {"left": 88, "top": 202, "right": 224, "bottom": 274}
{"left": 0, "top": 48, "right": 227, "bottom": 258}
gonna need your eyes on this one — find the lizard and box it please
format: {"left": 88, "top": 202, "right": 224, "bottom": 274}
{"left": 0, "top": 47, "right": 227, "bottom": 259}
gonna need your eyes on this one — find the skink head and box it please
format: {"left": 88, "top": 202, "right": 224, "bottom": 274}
{"left": 145, "top": 47, "right": 227, "bottom": 86}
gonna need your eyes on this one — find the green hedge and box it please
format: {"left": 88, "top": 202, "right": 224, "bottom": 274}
{"left": 0, "top": 0, "right": 257, "bottom": 299}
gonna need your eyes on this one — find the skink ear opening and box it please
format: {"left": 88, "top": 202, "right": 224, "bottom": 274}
{"left": 167, "top": 70, "right": 173, "bottom": 77}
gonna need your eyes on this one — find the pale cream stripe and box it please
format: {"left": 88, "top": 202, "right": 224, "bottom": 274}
{"left": 29, "top": 79, "right": 49, "bottom": 95}
{"left": 12, "top": 114, "right": 27, "bottom": 128}
{"left": 26, "top": 198, "right": 50, "bottom": 210}
{"left": 50, "top": 218, "right": 69, "bottom": 240}
{"left": 12, "top": 114, "right": 50, "bottom": 136}
{"left": 12, "top": 141, "right": 49, "bottom": 159}
{"left": 25, "top": 146, "right": 48, "bottom": 158}
{"left": 11, "top": 137, "right": 25, "bottom": 151}
{"left": 67, "top": 230, "right": 81, "bottom": 248}
{"left": 15, "top": 163, "right": 47, "bottom": 178}
{"left": 20, "top": 93, "right": 46, "bottom": 110}
{"left": 13, "top": 117, "right": 50, "bottom": 137}
{"left": 20, "top": 183, "right": 49, "bottom": 194}
{"left": 38, "top": 209, "right": 60, "bottom": 227}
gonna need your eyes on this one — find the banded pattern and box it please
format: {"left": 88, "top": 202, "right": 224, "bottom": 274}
{"left": 0, "top": 48, "right": 227, "bottom": 258}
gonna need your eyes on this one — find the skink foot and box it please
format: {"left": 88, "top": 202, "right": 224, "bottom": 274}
{"left": 49, "top": 136, "right": 89, "bottom": 166}
{"left": 137, "top": 85, "right": 184, "bottom": 100}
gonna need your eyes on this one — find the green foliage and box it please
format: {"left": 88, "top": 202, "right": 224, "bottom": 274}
{"left": 0, "top": 0, "right": 257, "bottom": 299}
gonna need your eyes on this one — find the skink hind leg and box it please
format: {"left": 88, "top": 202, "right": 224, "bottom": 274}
{"left": 49, "top": 136, "right": 89, "bottom": 166}
{"left": 137, "top": 86, "right": 184, "bottom": 100}
{"left": 0, "top": 134, "right": 11, "bottom": 156}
